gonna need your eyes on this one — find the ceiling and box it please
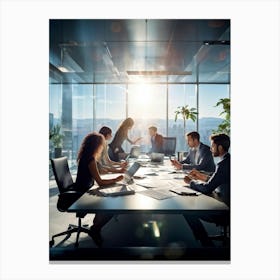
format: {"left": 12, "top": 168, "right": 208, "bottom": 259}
{"left": 49, "top": 19, "right": 230, "bottom": 84}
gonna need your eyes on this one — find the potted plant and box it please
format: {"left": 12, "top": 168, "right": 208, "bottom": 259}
{"left": 213, "top": 98, "right": 230, "bottom": 135}
{"left": 174, "top": 105, "right": 198, "bottom": 134}
{"left": 49, "top": 124, "right": 63, "bottom": 158}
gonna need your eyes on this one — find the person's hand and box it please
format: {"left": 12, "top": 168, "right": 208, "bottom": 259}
{"left": 189, "top": 169, "right": 200, "bottom": 179}
{"left": 119, "top": 167, "right": 127, "bottom": 173}
{"left": 171, "top": 159, "right": 182, "bottom": 170}
{"left": 133, "top": 137, "right": 142, "bottom": 144}
{"left": 189, "top": 169, "right": 207, "bottom": 181}
{"left": 120, "top": 161, "right": 128, "bottom": 168}
{"left": 184, "top": 175, "right": 192, "bottom": 184}
{"left": 115, "top": 175, "right": 124, "bottom": 182}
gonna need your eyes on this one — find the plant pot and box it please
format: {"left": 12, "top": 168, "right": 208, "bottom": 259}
{"left": 54, "top": 147, "right": 62, "bottom": 158}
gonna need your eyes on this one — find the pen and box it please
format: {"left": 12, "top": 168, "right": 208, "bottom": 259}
{"left": 169, "top": 190, "right": 198, "bottom": 196}
{"left": 181, "top": 192, "right": 198, "bottom": 196}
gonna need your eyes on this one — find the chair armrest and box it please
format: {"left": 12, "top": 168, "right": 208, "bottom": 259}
{"left": 57, "top": 191, "right": 83, "bottom": 212}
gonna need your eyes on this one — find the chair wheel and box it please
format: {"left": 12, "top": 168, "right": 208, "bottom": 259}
{"left": 49, "top": 240, "right": 54, "bottom": 247}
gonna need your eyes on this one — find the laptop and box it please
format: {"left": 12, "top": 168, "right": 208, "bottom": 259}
{"left": 97, "top": 162, "right": 141, "bottom": 196}
{"left": 123, "top": 161, "right": 141, "bottom": 184}
{"left": 129, "top": 145, "right": 141, "bottom": 158}
{"left": 150, "top": 152, "right": 164, "bottom": 163}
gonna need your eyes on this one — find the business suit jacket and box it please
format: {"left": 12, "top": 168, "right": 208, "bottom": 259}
{"left": 181, "top": 142, "right": 215, "bottom": 172}
{"left": 189, "top": 153, "right": 230, "bottom": 206}
{"left": 150, "top": 133, "right": 164, "bottom": 153}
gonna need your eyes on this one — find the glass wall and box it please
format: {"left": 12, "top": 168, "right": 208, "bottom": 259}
{"left": 49, "top": 84, "right": 62, "bottom": 158}
{"left": 72, "top": 84, "right": 94, "bottom": 162}
{"left": 49, "top": 81, "right": 230, "bottom": 171}
{"left": 168, "top": 84, "right": 197, "bottom": 152}
{"left": 127, "top": 84, "right": 166, "bottom": 153}
{"left": 198, "top": 84, "right": 230, "bottom": 146}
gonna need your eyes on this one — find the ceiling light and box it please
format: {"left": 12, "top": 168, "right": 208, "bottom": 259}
{"left": 57, "top": 48, "right": 83, "bottom": 73}
{"left": 127, "top": 70, "right": 192, "bottom": 76}
{"left": 203, "top": 40, "right": 230, "bottom": 45}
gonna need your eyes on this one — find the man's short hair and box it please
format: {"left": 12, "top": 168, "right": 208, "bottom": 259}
{"left": 186, "top": 131, "right": 200, "bottom": 141}
{"left": 211, "top": 133, "right": 230, "bottom": 152}
{"left": 99, "top": 126, "right": 112, "bottom": 137}
{"left": 149, "top": 126, "right": 157, "bottom": 132}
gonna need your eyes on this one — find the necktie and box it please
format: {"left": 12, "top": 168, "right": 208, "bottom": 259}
{"left": 194, "top": 148, "right": 199, "bottom": 164}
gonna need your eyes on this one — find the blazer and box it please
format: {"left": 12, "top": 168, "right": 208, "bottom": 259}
{"left": 189, "top": 153, "right": 230, "bottom": 206}
{"left": 181, "top": 142, "right": 215, "bottom": 172}
{"left": 150, "top": 133, "right": 164, "bottom": 153}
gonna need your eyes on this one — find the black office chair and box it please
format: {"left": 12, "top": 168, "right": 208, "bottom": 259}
{"left": 162, "top": 137, "right": 176, "bottom": 156}
{"left": 50, "top": 157, "right": 91, "bottom": 248}
{"left": 207, "top": 213, "right": 230, "bottom": 246}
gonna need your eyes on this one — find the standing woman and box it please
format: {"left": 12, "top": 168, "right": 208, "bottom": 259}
{"left": 75, "top": 132, "right": 123, "bottom": 244}
{"left": 108, "top": 117, "right": 142, "bottom": 161}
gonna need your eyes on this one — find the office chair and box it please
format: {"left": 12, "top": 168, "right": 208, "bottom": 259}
{"left": 208, "top": 213, "right": 230, "bottom": 246}
{"left": 50, "top": 157, "right": 91, "bottom": 248}
{"left": 162, "top": 137, "right": 176, "bottom": 156}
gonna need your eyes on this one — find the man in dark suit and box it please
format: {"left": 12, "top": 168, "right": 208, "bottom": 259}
{"left": 171, "top": 131, "right": 215, "bottom": 173}
{"left": 148, "top": 126, "right": 163, "bottom": 153}
{"left": 183, "top": 133, "right": 230, "bottom": 246}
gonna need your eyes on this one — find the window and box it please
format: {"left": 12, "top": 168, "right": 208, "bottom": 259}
{"left": 168, "top": 84, "right": 197, "bottom": 152}
{"left": 127, "top": 84, "right": 166, "bottom": 153}
{"left": 198, "top": 84, "right": 230, "bottom": 145}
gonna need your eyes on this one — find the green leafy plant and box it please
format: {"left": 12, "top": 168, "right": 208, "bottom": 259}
{"left": 213, "top": 98, "right": 230, "bottom": 135}
{"left": 49, "top": 124, "right": 63, "bottom": 148}
{"left": 174, "top": 105, "right": 198, "bottom": 133}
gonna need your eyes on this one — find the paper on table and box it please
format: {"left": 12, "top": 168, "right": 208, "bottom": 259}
{"left": 97, "top": 184, "right": 135, "bottom": 196}
{"left": 139, "top": 188, "right": 176, "bottom": 200}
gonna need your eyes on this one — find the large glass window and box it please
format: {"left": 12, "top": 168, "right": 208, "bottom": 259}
{"left": 72, "top": 84, "right": 94, "bottom": 161}
{"left": 168, "top": 84, "right": 197, "bottom": 152}
{"left": 127, "top": 84, "right": 166, "bottom": 153}
{"left": 198, "top": 84, "right": 230, "bottom": 145}
{"left": 94, "top": 84, "right": 126, "bottom": 133}
{"left": 49, "top": 81, "right": 230, "bottom": 168}
{"left": 49, "top": 84, "right": 62, "bottom": 158}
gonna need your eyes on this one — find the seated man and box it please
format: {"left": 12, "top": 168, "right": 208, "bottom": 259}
{"left": 183, "top": 133, "right": 230, "bottom": 246}
{"left": 171, "top": 131, "right": 215, "bottom": 173}
{"left": 148, "top": 126, "right": 164, "bottom": 153}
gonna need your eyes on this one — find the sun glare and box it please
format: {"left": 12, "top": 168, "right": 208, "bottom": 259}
{"left": 134, "top": 82, "right": 153, "bottom": 104}
{"left": 128, "top": 82, "right": 165, "bottom": 119}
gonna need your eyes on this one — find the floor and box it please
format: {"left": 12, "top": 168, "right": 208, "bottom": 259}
{"left": 49, "top": 176, "right": 230, "bottom": 261}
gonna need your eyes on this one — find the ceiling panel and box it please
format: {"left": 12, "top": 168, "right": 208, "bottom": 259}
{"left": 49, "top": 19, "right": 230, "bottom": 84}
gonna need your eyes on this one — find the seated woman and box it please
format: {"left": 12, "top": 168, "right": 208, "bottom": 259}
{"left": 75, "top": 132, "right": 124, "bottom": 245}
{"left": 98, "top": 126, "right": 128, "bottom": 174}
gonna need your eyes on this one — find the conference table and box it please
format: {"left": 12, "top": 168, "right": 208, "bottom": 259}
{"left": 66, "top": 157, "right": 229, "bottom": 260}
{"left": 68, "top": 157, "right": 229, "bottom": 216}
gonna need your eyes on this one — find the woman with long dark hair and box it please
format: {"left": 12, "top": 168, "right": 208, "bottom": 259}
{"left": 75, "top": 132, "right": 123, "bottom": 244}
{"left": 108, "top": 117, "right": 141, "bottom": 161}
{"left": 98, "top": 126, "right": 128, "bottom": 173}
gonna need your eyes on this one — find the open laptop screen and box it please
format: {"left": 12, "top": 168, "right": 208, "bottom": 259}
{"left": 126, "top": 162, "right": 141, "bottom": 178}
